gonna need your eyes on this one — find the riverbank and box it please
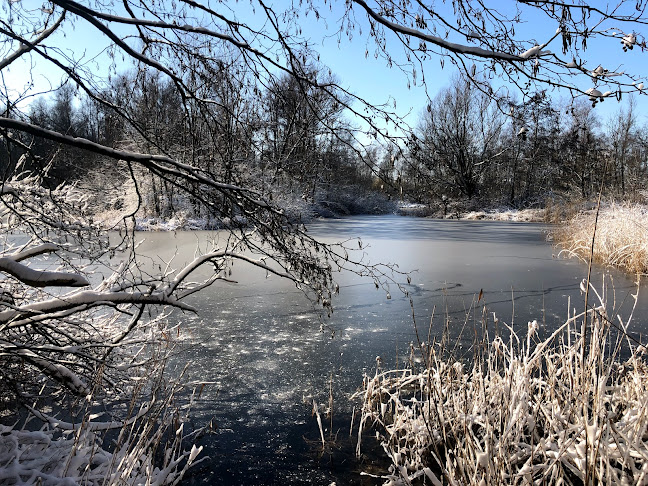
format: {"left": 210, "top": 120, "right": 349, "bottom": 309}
{"left": 396, "top": 202, "right": 548, "bottom": 222}
{"left": 553, "top": 203, "right": 648, "bottom": 275}
{"left": 103, "top": 201, "right": 648, "bottom": 281}
{"left": 119, "top": 204, "right": 548, "bottom": 231}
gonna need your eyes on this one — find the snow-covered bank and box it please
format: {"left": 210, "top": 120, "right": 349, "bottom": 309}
{"left": 0, "top": 341, "right": 206, "bottom": 485}
{"left": 397, "top": 202, "right": 547, "bottom": 222}
{"left": 0, "top": 397, "right": 204, "bottom": 485}
{"left": 127, "top": 206, "right": 547, "bottom": 231}
{"left": 354, "top": 283, "right": 647, "bottom": 485}
{"left": 94, "top": 187, "right": 397, "bottom": 231}
{"left": 461, "top": 208, "right": 546, "bottom": 222}
{"left": 554, "top": 203, "right": 648, "bottom": 274}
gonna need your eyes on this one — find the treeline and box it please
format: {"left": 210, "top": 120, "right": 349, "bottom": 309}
{"left": 3, "top": 62, "right": 394, "bottom": 225}
{"left": 391, "top": 75, "right": 647, "bottom": 211}
{"left": 4, "top": 69, "right": 646, "bottom": 222}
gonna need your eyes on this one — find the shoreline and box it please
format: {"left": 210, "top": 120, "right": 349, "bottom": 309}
{"left": 103, "top": 206, "right": 550, "bottom": 232}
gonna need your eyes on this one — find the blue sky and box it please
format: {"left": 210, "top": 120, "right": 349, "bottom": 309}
{"left": 301, "top": 0, "right": 648, "bottom": 130}
{"left": 4, "top": 0, "right": 647, "bottom": 132}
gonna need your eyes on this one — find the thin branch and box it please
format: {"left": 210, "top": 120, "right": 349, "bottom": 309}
{"left": 351, "top": 0, "right": 523, "bottom": 61}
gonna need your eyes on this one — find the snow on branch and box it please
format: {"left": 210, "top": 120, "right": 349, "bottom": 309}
{"left": 0, "top": 257, "right": 89, "bottom": 288}
{"left": 0, "top": 183, "right": 18, "bottom": 197}
{"left": 351, "top": 0, "right": 522, "bottom": 61}
{"left": 52, "top": 0, "right": 251, "bottom": 50}
{"left": 15, "top": 347, "right": 90, "bottom": 395}
{"left": 0, "top": 290, "right": 196, "bottom": 328}
{"left": 0, "top": 242, "right": 89, "bottom": 288}
{"left": 0, "top": 12, "right": 65, "bottom": 71}
{"left": 8, "top": 243, "right": 60, "bottom": 262}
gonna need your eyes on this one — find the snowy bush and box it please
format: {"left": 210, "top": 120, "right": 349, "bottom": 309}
{"left": 0, "top": 372, "right": 205, "bottom": 486}
{"left": 0, "top": 173, "right": 209, "bottom": 483}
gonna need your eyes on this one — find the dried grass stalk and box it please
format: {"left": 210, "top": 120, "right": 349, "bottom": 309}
{"left": 554, "top": 203, "right": 648, "bottom": 274}
{"left": 354, "top": 284, "right": 648, "bottom": 485}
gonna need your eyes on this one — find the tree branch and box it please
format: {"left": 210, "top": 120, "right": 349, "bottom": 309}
{"left": 0, "top": 13, "right": 65, "bottom": 71}
{"left": 0, "top": 290, "right": 195, "bottom": 327}
{"left": 0, "top": 257, "right": 90, "bottom": 287}
{"left": 351, "top": 0, "right": 523, "bottom": 61}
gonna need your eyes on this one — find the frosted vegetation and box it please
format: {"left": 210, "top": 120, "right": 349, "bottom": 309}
{"left": 0, "top": 174, "right": 207, "bottom": 484}
{"left": 554, "top": 203, "right": 648, "bottom": 275}
{"left": 0, "top": 371, "right": 204, "bottom": 485}
{"left": 355, "top": 282, "right": 647, "bottom": 485}
{"left": 2, "top": 0, "right": 648, "bottom": 483}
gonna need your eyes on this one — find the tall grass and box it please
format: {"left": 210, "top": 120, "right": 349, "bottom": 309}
{"left": 553, "top": 203, "right": 648, "bottom": 274}
{"left": 0, "top": 384, "right": 205, "bottom": 486}
{"left": 354, "top": 283, "right": 648, "bottom": 485}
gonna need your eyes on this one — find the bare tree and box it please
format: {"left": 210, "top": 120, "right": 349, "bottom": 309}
{"left": 504, "top": 91, "right": 561, "bottom": 205}
{"left": 559, "top": 99, "right": 604, "bottom": 198}
{"left": 608, "top": 95, "right": 641, "bottom": 196}
{"left": 412, "top": 75, "right": 504, "bottom": 199}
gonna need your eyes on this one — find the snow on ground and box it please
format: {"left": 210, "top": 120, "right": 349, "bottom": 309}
{"left": 398, "top": 202, "right": 547, "bottom": 222}
{"left": 461, "top": 208, "right": 546, "bottom": 222}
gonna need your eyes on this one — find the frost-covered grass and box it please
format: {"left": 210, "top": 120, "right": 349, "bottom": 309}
{"left": 0, "top": 407, "right": 203, "bottom": 486}
{"left": 0, "top": 366, "right": 206, "bottom": 485}
{"left": 554, "top": 203, "right": 648, "bottom": 274}
{"left": 354, "top": 284, "right": 648, "bottom": 485}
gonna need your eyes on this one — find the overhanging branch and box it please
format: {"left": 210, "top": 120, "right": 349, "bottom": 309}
{"left": 351, "top": 0, "right": 523, "bottom": 61}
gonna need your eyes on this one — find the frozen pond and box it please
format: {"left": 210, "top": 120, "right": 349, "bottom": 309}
{"left": 135, "top": 215, "right": 647, "bottom": 485}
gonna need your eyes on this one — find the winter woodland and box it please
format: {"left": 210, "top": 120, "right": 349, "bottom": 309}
{"left": 1, "top": 0, "right": 648, "bottom": 483}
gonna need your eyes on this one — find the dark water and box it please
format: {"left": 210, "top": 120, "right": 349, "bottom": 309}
{"left": 137, "top": 216, "right": 646, "bottom": 485}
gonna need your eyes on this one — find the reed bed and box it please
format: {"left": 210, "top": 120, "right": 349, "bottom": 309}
{"left": 554, "top": 203, "right": 648, "bottom": 274}
{"left": 354, "top": 284, "right": 648, "bottom": 485}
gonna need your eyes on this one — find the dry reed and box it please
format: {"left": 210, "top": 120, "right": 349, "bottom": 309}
{"left": 354, "top": 283, "right": 648, "bottom": 485}
{"left": 554, "top": 203, "right": 648, "bottom": 274}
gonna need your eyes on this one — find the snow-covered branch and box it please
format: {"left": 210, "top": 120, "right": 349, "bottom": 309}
{"left": 352, "top": 0, "right": 522, "bottom": 61}
{"left": 0, "top": 289, "right": 195, "bottom": 327}
{"left": 0, "top": 256, "right": 89, "bottom": 288}
{"left": 9, "top": 243, "right": 60, "bottom": 262}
